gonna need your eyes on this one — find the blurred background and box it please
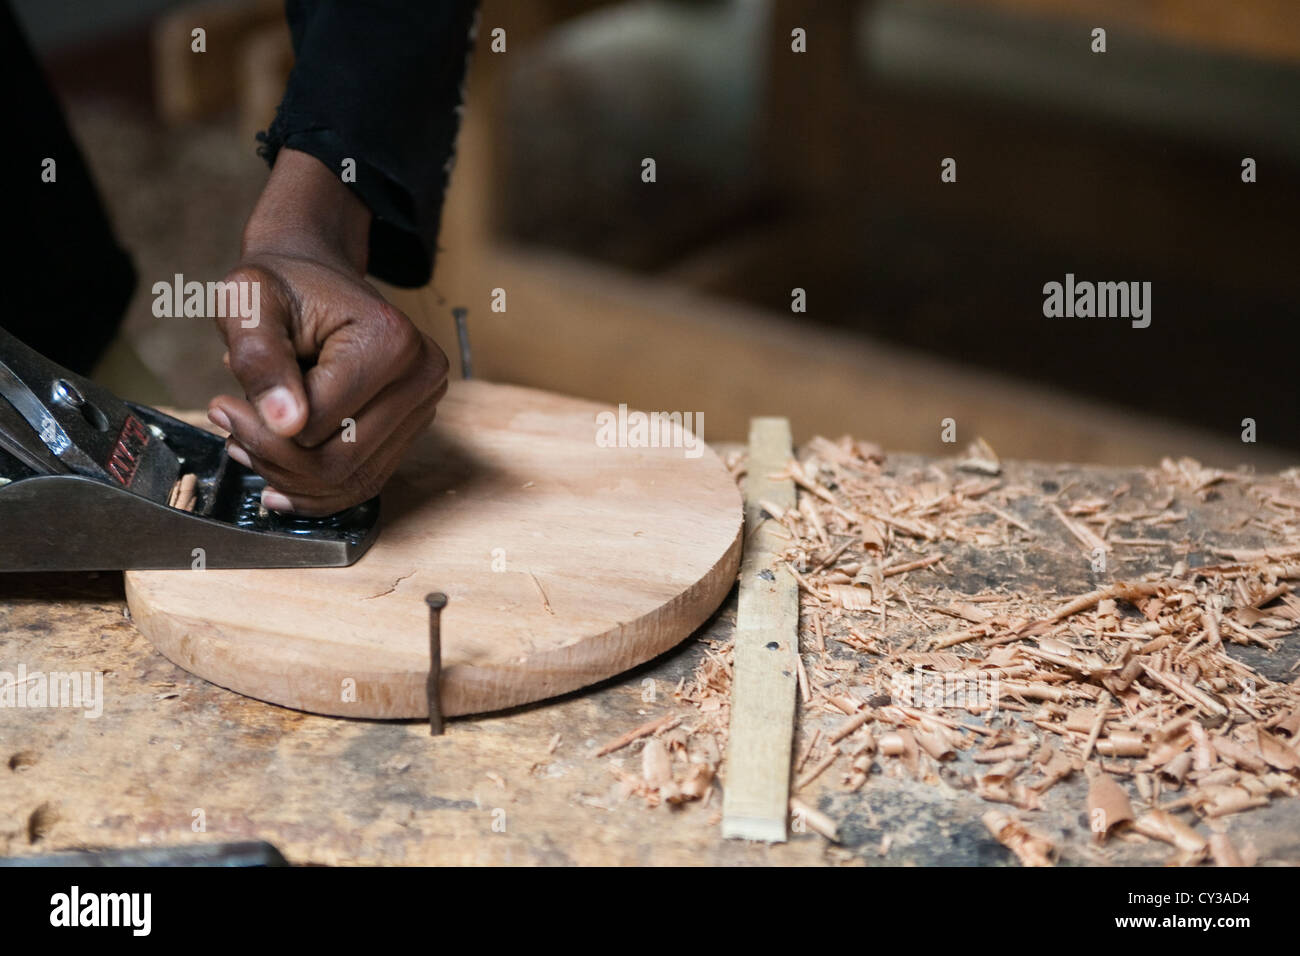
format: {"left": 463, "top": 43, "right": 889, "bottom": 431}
{"left": 14, "top": 0, "right": 1300, "bottom": 467}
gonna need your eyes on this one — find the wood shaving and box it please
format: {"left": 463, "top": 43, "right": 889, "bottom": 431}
{"left": 168, "top": 473, "right": 197, "bottom": 512}
{"left": 957, "top": 437, "right": 1001, "bottom": 476}
{"left": 587, "top": 442, "right": 1300, "bottom": 861}
{"left": 595, "top": 713, "right": 679, "bottom": 757}
{"left": 790, "top": 797, "right": 840, "bottom": 842}
{"left": 982, "top": 809, "right": 1056, "bottom": 866}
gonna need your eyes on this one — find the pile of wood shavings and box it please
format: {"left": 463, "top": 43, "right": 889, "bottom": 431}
{"left": 591, "top": 437, "right": 1300, "bottom": 866}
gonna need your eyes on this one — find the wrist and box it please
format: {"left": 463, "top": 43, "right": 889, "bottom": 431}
{"left": 242, "top": 148, "right": 372, "bottom": 275}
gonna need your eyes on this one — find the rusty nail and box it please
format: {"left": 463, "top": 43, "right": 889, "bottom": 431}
{"left": 425, "top": 592, "right": 448, "bottom": 735}
{"left": 452, "top": 307, "right": 472, "bottom": 380}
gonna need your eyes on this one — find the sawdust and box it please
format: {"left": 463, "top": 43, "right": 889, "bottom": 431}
{"left": 590, "top": 439, "right": 1300, "bottom": 864}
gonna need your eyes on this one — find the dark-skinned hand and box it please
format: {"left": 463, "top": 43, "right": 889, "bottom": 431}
{"left": 207, "top": 148, "right": 448, "bottom": 516}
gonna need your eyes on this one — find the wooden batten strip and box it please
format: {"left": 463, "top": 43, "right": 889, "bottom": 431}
{"left": 722, "top": 418, "right": 800, "bottom": 842}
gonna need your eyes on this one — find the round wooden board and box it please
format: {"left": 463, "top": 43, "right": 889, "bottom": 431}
{"left": 125, "top": 381, "right": 742, "bottom": 718}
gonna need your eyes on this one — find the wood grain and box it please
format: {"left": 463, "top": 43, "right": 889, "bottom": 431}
{"left": 125, "top": 381, "right": 742, "bottom": 718}
{"left": 722, "top": 418, "right": 799, "bottom": 842}
{"left": 5, "top": 457, "right": 1298, "bottom": 865}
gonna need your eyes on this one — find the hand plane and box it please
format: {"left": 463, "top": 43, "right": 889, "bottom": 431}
{"left": 0, "top": 327, "right": 379, "bottom": 571}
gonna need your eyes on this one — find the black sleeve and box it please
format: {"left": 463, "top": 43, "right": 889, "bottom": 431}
{"left": 6, "top": 0, "right": 135, "bottom": 374}
{"left": 258, "top": 0, "right": 478, "bottom": 287}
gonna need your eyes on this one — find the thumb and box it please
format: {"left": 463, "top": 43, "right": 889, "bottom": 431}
{"left": 216, "top": 269, "right": 309, "bottom": 437}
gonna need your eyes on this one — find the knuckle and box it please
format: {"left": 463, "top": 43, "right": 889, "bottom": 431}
{"left": 223, "top": 263, "right": 271, "bottom": 288}
{"left": 371, "top": 302, "right": 419, "bottom": 354}
{"left": 413, "top": 339, "right": 449, "bottom": 398}
{"left": 212, "top": 266, "right": 274, "bottom": 332}
{"left": 227, "top": 336, "right": 278, "bottom": 380}
{"left": 373, "top": 299, "right": 409, "bottom": 331}
{"left": 415, "top": 357, "right": 442, "bottom": 396}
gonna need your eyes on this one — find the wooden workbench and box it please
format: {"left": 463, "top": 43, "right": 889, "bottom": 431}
{"left": 2, "top": 456, "right": 1297, "bottom": 866}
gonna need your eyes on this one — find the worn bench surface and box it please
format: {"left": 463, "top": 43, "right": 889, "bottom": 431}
{"left": 2, "top": 456, "right": 1298, "bottom": 866}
